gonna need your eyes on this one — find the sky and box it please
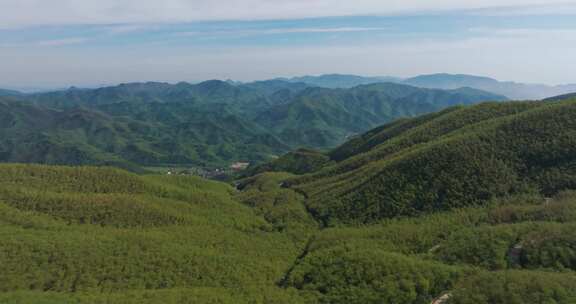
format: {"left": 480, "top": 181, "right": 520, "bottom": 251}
{"left": 1, "top": 0, "right": 576, "bottom": 90}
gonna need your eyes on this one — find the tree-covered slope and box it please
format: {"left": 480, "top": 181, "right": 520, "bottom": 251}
{"left": 3, "top": 164, "right": 576, "bottom": 303}
{"left": 0, "top": 97, "right": 287, "bottom": 169}
{"left": 281, "top": 192, "right": 576, "bottom": 303}
{"left": 247, "top": 148, "right": 333, "bottom": 176}
{"left": 27, "top": 80, "right": 281, "bottom": 115}
{"left": 0, "top": 164, "right": 312, "bottom": 303}
{"left": 255, "top": 83, "right": 507, "bottom": 148}
{"left": 284, "top": 99, "right": 576, "bottom": 225}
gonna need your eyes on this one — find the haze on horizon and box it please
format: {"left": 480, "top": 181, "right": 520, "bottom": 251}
{"left": 1, "top": 0, "right": 576, "bottom": 90}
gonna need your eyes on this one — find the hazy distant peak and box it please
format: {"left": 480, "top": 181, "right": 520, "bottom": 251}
{"left": 0, "top": 88, "right": 23, "bottom": 96}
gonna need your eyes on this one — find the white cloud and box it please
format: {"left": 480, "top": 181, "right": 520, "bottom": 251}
{"left": 0, "top": 0, "right": 573, "bottom": 28}
{"left": 35, "top": 38, "right": 90, "bottom": 46}
{"left": 0, "top": 37, "right": 90, "bottom": 48}
{"left": 102, "top": 24, "right": 159, "bottom": 35}
{"left": 174, "top": 27, "right": 388, "bottom": 37}
{"left": 475, "top": 2, "right": 576, "bottom": 15}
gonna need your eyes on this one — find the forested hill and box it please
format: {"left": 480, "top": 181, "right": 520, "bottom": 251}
{"left": 0, "top": 96, "right": 288, "bottom": 169}
{"left": 544, "top": 92, "right": 576, "bottom": 101}
{"left": 255, "top": 97, "right": 576, "bottom": 225}
{"left": 252, "top": 82, "right": 507, "bottom": 148}
{"left": 0, "top": 81, "right": 506, "bottom": 169}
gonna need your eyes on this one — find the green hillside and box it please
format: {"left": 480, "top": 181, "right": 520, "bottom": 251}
{"left": 247, "top": 148, "right": 333, "bottom": 176}
{"left": 254, "top": 83, "right": 507, "bottom": 148}
{"left": 0, "top": 164, "right": 312, "bottom": 303}
{"left": 0, "top": 97, "right": 286, "bottom": 169}
{"left": 27, "top": 81, "right": 277, "bottom": 115}
{"left": 283, "top": 98, "right": 576, "bottom": 225}
{"left": 1, "top": 163, "right": 576, "bottom": 303}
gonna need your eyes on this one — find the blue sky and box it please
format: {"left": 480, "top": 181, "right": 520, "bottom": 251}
{"left": 1, "top": 0, "right": 575, "bottom": 89}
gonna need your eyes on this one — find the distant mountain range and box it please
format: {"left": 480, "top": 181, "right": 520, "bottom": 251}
{"left": 0, "top": 88, "right": 22, "bottom": 97}
{"left": 0, "top": 79, "right": 506, "bottom": 169}
{"left": 280, "top": 73, "right": 576, "bottom": 100}
{"left": 544, "top": 92, "right": 576, "bottom": 101}
{"left": 276, "top": 74, "right": 401, "bottom": 89}
{"left": 5, "top": 72, "right": 574, "bottom": 100}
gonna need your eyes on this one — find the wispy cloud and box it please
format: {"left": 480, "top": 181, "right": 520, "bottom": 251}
{"left": 36, "top": 38, "right": 90, "bottom": 46}
{"left": 472, "top": 2, "right": 576, "bottom": 15}
{"left": 468, "top": 27, "right": 576, "bottom": 41}
{"left": 102, "top": 24, "right": 160, "bottom": 35}
{"left": 0, "top": 0, "right": 572, "bottom": 28}
{"left": 174, "top": 27, "right": 388, "bottom": 37}
{"left": 0, "top": 37, "right": 90, "bottom": 48}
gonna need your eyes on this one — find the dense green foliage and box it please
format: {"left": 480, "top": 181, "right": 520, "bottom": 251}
{"left": 0, "top": 80, "right": 504, "bottom": 169}
{"left": 449, "top": 271, "right": 576, "bottom": 304}
{"left": 247, "top": 148, "right": 333, "bottom": 175}
{"left": 0, "top": 164, "right": 310, "bottom": 303}
{"left": 255, "top": 83, "right": 506, "bottom": 148}
{"left": 283, "top": 99, "right": 576, "bottom": 225}
{"left": 2, "top": 162, "right": 576, "bottom": 303}
{"left": 279, "top": 192, "right": 576, "bottom": 303}
{"left": 3, "top": 96, "right": 576, "bottom": 303}
{"left": 235, "top": 172, "right": 318, "bottom": 235}
{"left": 0, "top": 96, "right": 287, "bottom": 169}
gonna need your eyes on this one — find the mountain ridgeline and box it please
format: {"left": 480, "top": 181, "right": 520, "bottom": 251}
{"left": 281, "top": 73, "right": 576, "bottom": 100}
{"left": 0, "top": 80, "right": 506, "bottom": 169}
